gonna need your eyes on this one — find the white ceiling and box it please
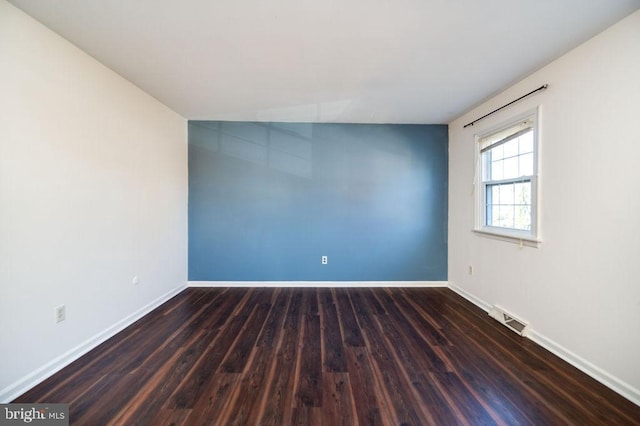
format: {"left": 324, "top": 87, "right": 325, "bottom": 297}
{"left": 8, "top": 0, "right": 640, "bottom": 123}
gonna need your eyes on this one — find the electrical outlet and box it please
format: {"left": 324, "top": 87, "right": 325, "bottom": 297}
{"left": 321, "top": 256, "right": 328, "bottom": 265}
{"left": 468, "top": 265, "right": 474, "bottom": 275}
{"left": 55, "top": 305, "right": 66, "bottom": 323}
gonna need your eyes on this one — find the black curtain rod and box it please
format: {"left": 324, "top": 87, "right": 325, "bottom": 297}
{"left": 463, "top": 84, "right": 548, "bottom": 128}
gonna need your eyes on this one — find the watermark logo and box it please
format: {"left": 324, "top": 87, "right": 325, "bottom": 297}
{"left": 1, "top": 404, "right": 68, "bottom": 426}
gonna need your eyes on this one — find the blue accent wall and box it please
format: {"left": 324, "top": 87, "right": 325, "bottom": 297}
{"left": 189, "top": 122, "right": 448, "bottom": 281}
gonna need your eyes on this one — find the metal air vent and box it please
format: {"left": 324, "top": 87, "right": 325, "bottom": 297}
{"left": 489, "top": 306, "right": 529, "bottom": 336}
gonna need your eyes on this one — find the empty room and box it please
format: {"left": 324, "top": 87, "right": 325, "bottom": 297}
{"left": 1, "top": 0, "right": 640, "bottom": 424}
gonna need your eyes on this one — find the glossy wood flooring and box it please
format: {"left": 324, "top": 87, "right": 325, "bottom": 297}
{"left": 16, "top": 288, "right": 640, "bottom": 425}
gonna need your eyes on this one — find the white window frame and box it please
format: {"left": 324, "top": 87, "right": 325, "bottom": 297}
{"left": 474, "top": 108, "right": 540, "bottom": 245}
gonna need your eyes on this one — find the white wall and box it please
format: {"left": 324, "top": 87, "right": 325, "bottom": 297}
{"left": 0, "top": 0, "right": 187, "bottom": 401}
{"left": 449, "top": 10, "right": 640, "bottom": 404}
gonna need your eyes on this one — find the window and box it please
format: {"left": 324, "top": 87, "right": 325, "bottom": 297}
{"left": 476, "top": 111, "right": 539, "bottom": 242}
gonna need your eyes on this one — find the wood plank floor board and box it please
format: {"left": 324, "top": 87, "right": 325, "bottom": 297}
{"left": 165, "top": 297, "right": 257, "bottom": 409}
{"left": 111, "top": 289, "right": 247, "bottom": 424}
{"left": 415, "top": 291, "right": 598, "bottom": 424}
{"left": 369, "top": 311, "right": 460, "bottom": 423}
{"left": 219, "top": 300, "right": 272, "bottom": 374}
{"left": 431, "top": 371, "right": 498, "bottom": 426}
{"left": 290, "top": 405, "right": 322, "bottom": 426}
{"left": 63, "top": 373, "right": 125, "bottom": 424}
{"left": 334, "top": 289, "right": 366, "bottom": 347}
{"left": 367, "top": 289, "right": 449, "bottom": 374}
{"left": 147, "top": 408, "right": 191, "bottom": 426}
{"left": 319, "top": 290, "right": 347, "bottom": 373}
{"left": 294, "top": 314, "right": 322, "bottom": 408}
{"left": 301, "top": 288, "right": 319, "bottom": 317}
{"left": 375, "top": 289, "right": 448, "bottom": 348}
{"left": 14, "top": 287, "right": 640, "bottom": 425}
{"left": 184, "top": 373, "right": 241, "bottom": 425}
{"left": 322, "top": 372, "right": 358, "bottom": 426}
{"left": 220, "top": 290, "right": 290, "bottom": 425}
{"left": 282, "top": 289, "right": 303, "bottom": 331}
{"left": 347, "top": 289, "right": 436, "bottom": 424}
{"left": 437, "top": 340, "right": 551, "bottom": 425}
{"left": 344, "top": 347, "right": 394, "bottom": 426}
{"left": 256, "top": 288, "right": 289, "bottom": 348}
{"left": 259, "top": 291, "right": 301, "bottom": 426}
{"left": 413, "top": 289, "right": 638, "bottom": 425}
{"left": 70, "top": 297, "right": 224, "bottom": 425}
{"left": 110, "top": 327, "right": 216, "bottom": 425}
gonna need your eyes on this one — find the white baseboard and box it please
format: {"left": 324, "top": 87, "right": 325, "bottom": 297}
{"left": 527, "top": 330, "right": 640, "bottom": 406}
{"left": 188, "top": 281, "right": 448, "bottom": 288}
{"left": 0, "top": 284, "right": 186, "bottom": 404}
{"left": 448, "top": 283, "right": 492, "bottom": 312}
{"left": 447, "top": 282, "right": 640, "bottom": 407}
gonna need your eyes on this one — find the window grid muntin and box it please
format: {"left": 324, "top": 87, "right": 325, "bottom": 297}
{"left": 485, "top": 180, "right": 532, "bottom": 230}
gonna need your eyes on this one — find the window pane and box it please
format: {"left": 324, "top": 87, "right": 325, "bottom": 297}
{"left": 515, "top": 206, "right": 531, "bottom": 230}
{"left": 503, "top": 157, "right": 518, "bottom": 179}
{"left": 491, "top": 205, "right": 500, "bottom": 226}
{"left": 491, "top": 144, "right": 504, "bottom": 161}
{"left": 515, "top": 181, "right": 531, "bottom": 205}
{"left": 491, "top": 185, "right": 500, "bottom": 204}
{"left": 500, "top": 205, "right": 515, "bottom": 228}
{"left": 503, "top": 139, "right": 518, "bottom": 158}
{"left": 519, "top": 153, "right": 533, "bottom": 176}
{"left": 499, "top": 183, "right": 514, "bottom": 205}
{"left": 491, "top": 159, "right": 503, "bottom": 180}
{"left": 519, "top": 131, "right": 534, "bottom": 154}
{"left": 486, "top": 181, "right": 532, "bottom": 230}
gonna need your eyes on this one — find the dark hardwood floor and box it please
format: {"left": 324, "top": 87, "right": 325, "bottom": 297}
{"left": 15, "top": 287, "right": 640, "bottom": 425}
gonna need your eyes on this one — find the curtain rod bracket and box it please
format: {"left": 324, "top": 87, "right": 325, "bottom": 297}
{"left": 463, "top": 84, "right": 548, "bottom": 128}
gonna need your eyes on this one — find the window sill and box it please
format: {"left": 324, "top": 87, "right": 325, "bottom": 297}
{"left": 473, "top": 229, "right": 541, "bottom": 248}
